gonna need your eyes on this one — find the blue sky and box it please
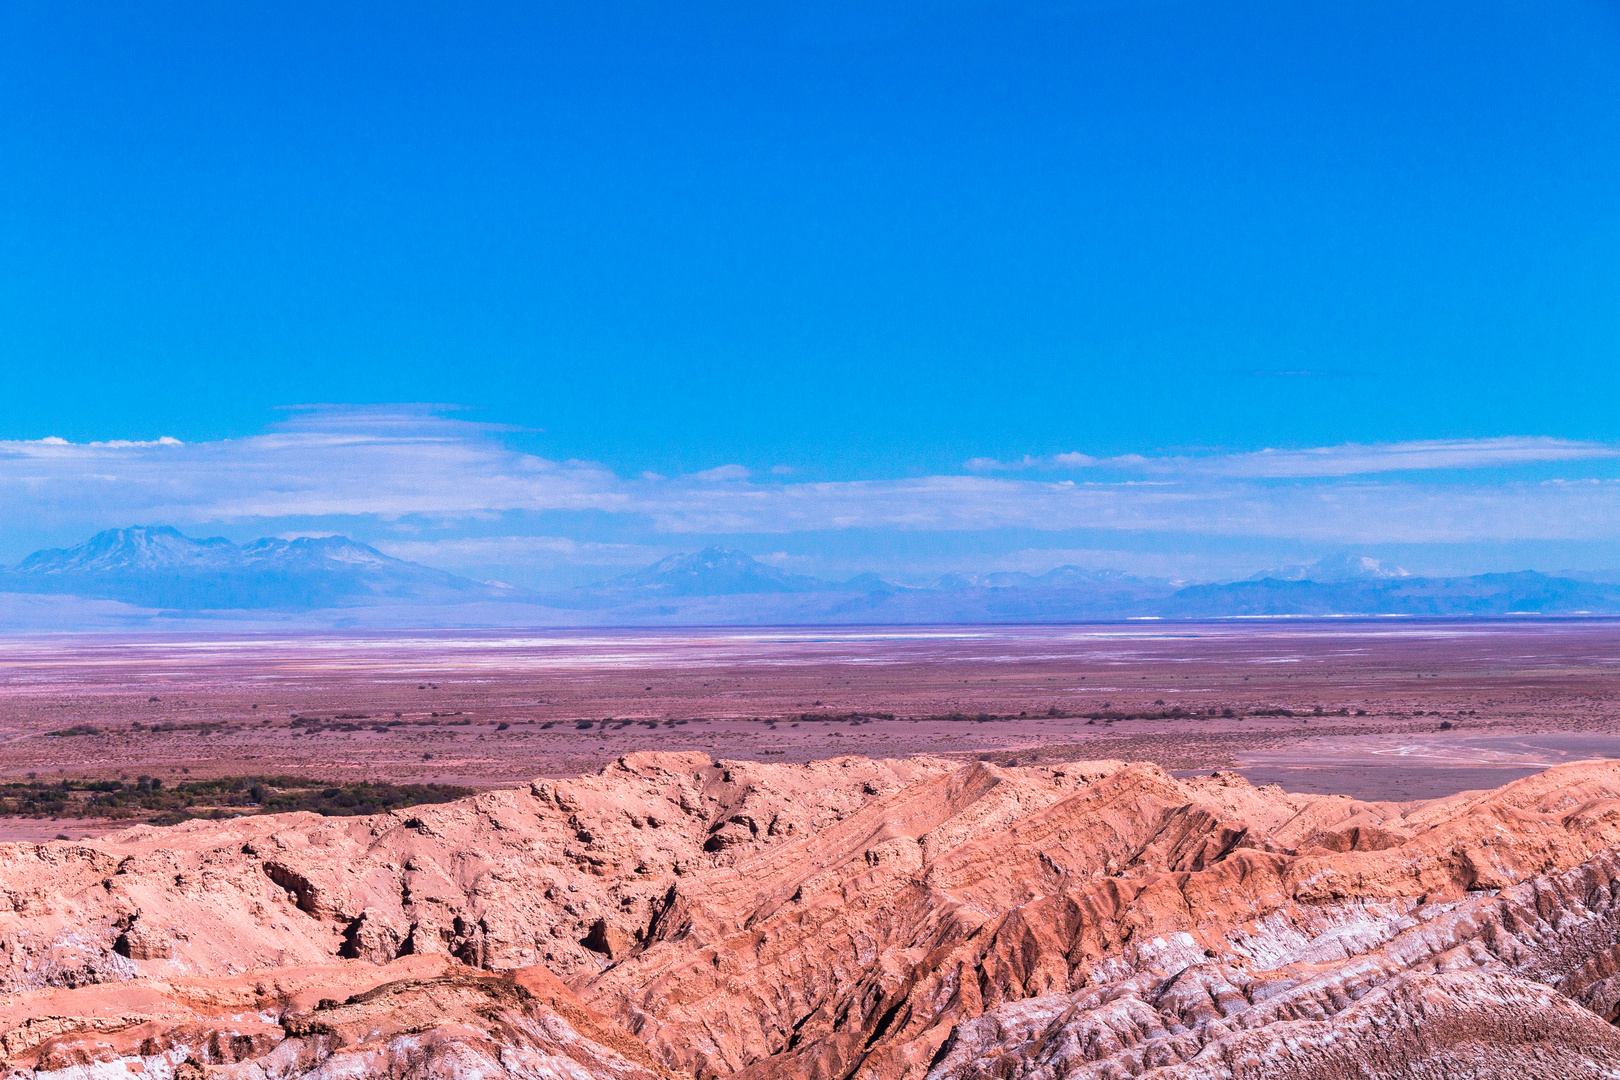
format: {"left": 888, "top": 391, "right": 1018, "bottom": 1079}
{"left": 3, "top": 2, "right": 1620, "bottom": 585}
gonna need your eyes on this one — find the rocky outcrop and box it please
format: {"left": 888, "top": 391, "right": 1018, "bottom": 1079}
{"left": 4, "top": 753, "right": 1620, "bottom": 1078}
{"left": 0, "top": 956, "right": 670, "bottom": 1080}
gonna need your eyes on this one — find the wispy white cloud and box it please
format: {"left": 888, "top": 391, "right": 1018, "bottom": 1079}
{"left": 965, "top": 437, "right": 1620, "bottom": 478}
{"left": 1, "top": 406, "right": 627, "bottom": 523}
{"left": 687, "top": 464, "right": 751, "bottom": 482}
{"left": 965, "top": 451, "right": 1127, "bottom": 471}
{"left": 1209, "top": 438, "right": 1620, "bottom": 477}
{"left": 374, "top": 535, "right": 663, "bottom": 566}
{"left": 635, "top": 474, "right": 1620, "bottom": 543}
{"left": 3, "top": 409, "right": 1619, "bottom": 578}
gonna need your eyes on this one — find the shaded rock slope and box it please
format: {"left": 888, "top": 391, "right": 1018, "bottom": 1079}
{"left": 6, "top": 753, "right": 1620, "bottom": 1078}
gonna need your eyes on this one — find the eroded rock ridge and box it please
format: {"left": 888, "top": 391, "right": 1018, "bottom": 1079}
{"left": 5, "top": 752, "right": 1620, "bottom": 1078}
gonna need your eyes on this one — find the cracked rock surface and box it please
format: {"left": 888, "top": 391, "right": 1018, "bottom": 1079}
{"left": 5, "top": 752, "right": 1620, "bottom": 1078}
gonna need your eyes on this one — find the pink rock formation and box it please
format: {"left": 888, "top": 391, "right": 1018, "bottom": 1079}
{"left": 5, "top": 752, "right": 1620, "bottom": 1078}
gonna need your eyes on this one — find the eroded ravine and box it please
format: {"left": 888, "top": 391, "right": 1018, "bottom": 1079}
{"left": 4, "top": 753, "right": 1620, "bottom": 1079}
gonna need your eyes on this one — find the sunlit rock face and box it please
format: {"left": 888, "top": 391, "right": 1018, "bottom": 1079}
{"left": 5, "top": 753, "right": 1620, "bottom": 1079}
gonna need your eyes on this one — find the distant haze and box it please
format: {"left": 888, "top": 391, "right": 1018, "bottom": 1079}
{"left": 4, "top": 412, "right": 1620, "bottom": 594}
{"left": 4, "top": 526, "right": 1618, "bottom": 631}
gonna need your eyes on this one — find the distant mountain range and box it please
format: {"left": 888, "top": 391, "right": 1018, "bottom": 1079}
{"left": 595, "top": 548, "right": 831, "bottom": 596}
{"left": 2, "top": 527, "right": 1619, "bottom": 628}
{"left": 1247, "top": 553, "right": 1411, "bottom": 582}
{"left": 0, "top": 526, "right": 513, "bottom": 611}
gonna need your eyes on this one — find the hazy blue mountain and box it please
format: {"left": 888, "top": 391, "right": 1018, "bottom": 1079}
{"left": 1161, "top": 570, "right": 1620, "bottom": 618}
{"left": 927, "top": 572, "right": 988, "bottom": 591}
{"left": 0, "top": 526, "right": 516, "bottom": 610}
{"left": 2, "top": 531, "right": 1618, "bottom": 627}
{"left": 839, "top": 572, "right": 908, "bottom": 593}
{"left": 1031, "top": 566, "right": 1162, "bottom": 588}
{"left": 547, "top": 551, "right": 1620, "bottom": 622}
{"left": 1249, "top": 553, "right": 1411, "bottom": 582}
{"left": 921, "top": 566, "right": 1166, "bottom": 590}
{"left": 585, "top": 546, "right": 831, "bottom": 598}
{"left": 1560, "top": 569, "right": 1620, "bottom": 586}
{"left": 14, "top": 525, "right": 239, "bottom": 575}
{"left": 979, "top": 570, "right": 1037, "bottom": 588}
{"left": 544, "top": 552, "right": 1175, "bottom": 622}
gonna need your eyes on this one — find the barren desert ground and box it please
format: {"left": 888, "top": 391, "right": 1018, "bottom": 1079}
{"left": 7, "top": 619, "right": 1620, "bottom": 1078}
{"left": 3, "top": 618, "right": 1618, "bottom": 835}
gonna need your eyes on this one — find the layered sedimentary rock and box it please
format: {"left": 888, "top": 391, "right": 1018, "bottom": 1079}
{"left": 5, "top": 752, "right": 1620, "bottom": 1078}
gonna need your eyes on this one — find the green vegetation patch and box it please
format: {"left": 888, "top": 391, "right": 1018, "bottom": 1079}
{"left": 0, "top": 775, "right": 473, "bottom": 824}
{"left": 46, "top": 724, "right": 103, "bottom": 737}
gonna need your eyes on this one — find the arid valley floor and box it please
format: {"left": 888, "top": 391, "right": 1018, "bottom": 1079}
{"left": 5, "top": 620, "right": 1620, "bottom": 824}
{"left": 3, "top": 620, "right": 1620, "bottom": 1078}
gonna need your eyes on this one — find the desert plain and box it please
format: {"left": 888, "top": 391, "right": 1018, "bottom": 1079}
{"left": 4, "top": 619, "right": 1619, "bottom": 818}
{"left": 3, "top": 618, "right": 1620, "bottom": 1079}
